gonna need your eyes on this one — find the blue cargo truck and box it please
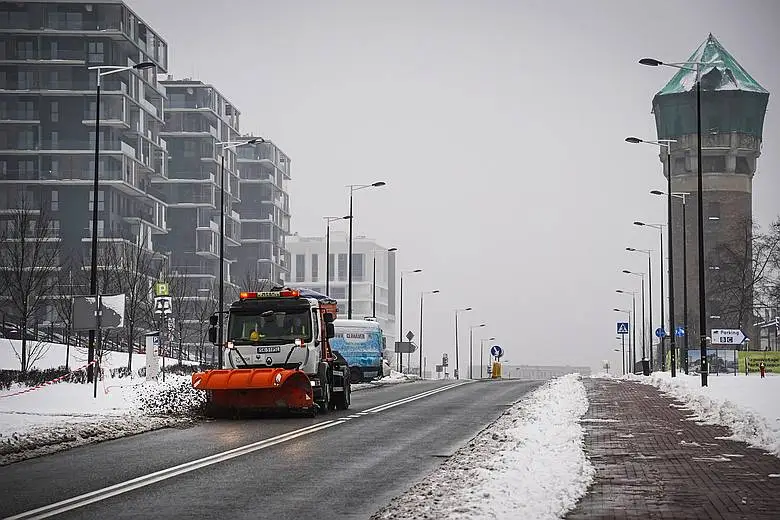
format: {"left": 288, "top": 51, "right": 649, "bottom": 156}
{"left": 331, "top": 319, "right": 386, "bottom": 383}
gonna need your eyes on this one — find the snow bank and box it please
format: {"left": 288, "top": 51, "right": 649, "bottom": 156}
{"left": 0, "top": 375, "right": 204, "bottom": 465}
{"left": 373, "top": 374, "right": 594, "bottom": 520}
{"left": 633, "top": 372, "right": 780, "bottom": 456}
{"left": 351, "top": 370, "right": 421, "bottom": 391}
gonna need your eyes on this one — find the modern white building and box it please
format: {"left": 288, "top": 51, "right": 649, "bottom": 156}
{"left": 285, "top": 231, "right": 396, "bottom": 346}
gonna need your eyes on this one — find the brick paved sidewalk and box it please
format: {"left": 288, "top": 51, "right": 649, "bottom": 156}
{"left": 566, "top": 378, "right": 780, "bottom": 519}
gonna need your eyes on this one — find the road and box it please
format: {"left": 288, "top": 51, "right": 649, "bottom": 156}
{"left": 1, "top": 378, "right": 541, "bottom": 520}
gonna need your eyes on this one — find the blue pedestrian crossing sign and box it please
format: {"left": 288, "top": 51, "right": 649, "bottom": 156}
{"left": 655, "top": 327, "right": 666, "bottom": 338}
{"left": 675, "top": 326, "right": 685, "bottom": 337}
{"left": 616, "top": 322, "right": 629, "bottom": 335}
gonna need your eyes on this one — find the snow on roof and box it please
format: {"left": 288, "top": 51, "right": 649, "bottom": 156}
{"left": 657, "top": 33, "right": 768, "bottom": 96}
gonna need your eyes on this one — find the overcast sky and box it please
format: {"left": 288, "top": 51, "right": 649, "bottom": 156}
{"left": 128, "top": 0, "right": 779, "bottom": 373}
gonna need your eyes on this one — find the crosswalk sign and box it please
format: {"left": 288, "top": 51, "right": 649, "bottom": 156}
{"left": 616, "top": 322, "right": 629, "bottom": 334}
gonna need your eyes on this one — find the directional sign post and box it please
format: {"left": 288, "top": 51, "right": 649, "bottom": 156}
{"left": 655, "top": 327, "right": 666, "bottom": 339}
{"left": 490, "top": 344, "right": 504, "bottom": 359}
{"left": 675, "top": 326, "right": 685, "bottom": 337}
{"left": 617, "top": 322, "right": 629, "bottom": 335}
{"left": 711, "top": 329, "right": 747, "bottom": 346}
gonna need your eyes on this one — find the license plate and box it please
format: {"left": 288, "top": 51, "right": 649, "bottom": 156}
{"left": 256, "top": 346, "right": 281, "bottom": 354}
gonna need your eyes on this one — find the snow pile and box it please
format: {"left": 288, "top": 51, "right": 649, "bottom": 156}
{"left": 635, "top": 372, "right": 780, "bottom": 456}
{"left": 0, "top": 374, "right": 202, "bottom": 465}
{"left": 352, "top": 370, "right": 421, "bottom": 391}
{"left": 373, "top": 374, "right": 594, "bottom": 520}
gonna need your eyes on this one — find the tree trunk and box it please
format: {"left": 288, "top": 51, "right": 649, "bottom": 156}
{"left": 127, "top": 322, "right": 134, "bottom": 372}
{"left": 20, "top": 316, "right": 28, "bottom": 373}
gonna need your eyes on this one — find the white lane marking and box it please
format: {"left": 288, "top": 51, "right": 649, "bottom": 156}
{"left": 8, "top": 382, "right": 470, "bottom": 519}
{"left": 5, "top": 420, "right": 340, "bottom": 520}
{"left": 347, "top": 415, "right": 360, "bottom": 419}
{"left": 363, "top": 382, "right": 472, "bottom": 414}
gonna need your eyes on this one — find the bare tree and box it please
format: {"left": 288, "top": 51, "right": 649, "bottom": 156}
{"left": 191, "top": 284, "right": 217, "bottom": 364}
{"left": 0, "top": 203, "right": 62, "bottom": 372}
{"left": 710, "top": 218, "right": 780, "bottom": 329}
{"left": 240, "top": 265, "right": 273, "bottom": 293}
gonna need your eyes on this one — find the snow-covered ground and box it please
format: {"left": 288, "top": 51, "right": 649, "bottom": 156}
{"left": 373, "top": 374, "right": 594, "bottom": 520}
{"left": 631, "top": 371, "right": 780, "bottom": 456}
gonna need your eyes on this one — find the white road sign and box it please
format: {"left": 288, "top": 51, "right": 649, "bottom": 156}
{"left": 711, "top": 329, "right": 746, "bottom": 345}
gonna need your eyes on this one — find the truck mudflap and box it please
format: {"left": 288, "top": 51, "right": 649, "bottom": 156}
{"left": 192, "top": 368, "right": 314, "bottom": 413}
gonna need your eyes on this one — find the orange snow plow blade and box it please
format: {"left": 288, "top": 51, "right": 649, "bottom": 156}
{"left": 192, "top": 368, "right": 314, "bottom": 414}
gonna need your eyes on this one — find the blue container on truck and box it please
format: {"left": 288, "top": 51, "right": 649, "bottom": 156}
{"left": 331, "top": 319, "right": 386, "bottom": 383}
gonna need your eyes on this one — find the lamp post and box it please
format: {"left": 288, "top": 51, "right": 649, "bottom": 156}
{"left": 480, "top": 336, "right": 495, "bottom": 379}
{"left": 215, "top": 138, "right": 263, "bottom": 368}
{"left": 374, "top": 247, "right": 397, "bottom": 317}
{"left": 469, "top": 323, "right": 486, "bottom": 379}
{"left": 613, "top": 308, "right": 630, "bottom": 375}
{"left": 623, "top": 270, "right": 648, "bottom": 374}
{"left": 627, "top": 137, "right": 678, "bottom": 376}
{"left": 419, "top": 289, "right": 440, "bottom": 377}
{"left": 634, "top": 222, "right": 666, "bottom": 371}
{"left": 346, "top": 181, "right": 386, "bottom": 319}
{"left": 627, "top": 247, "right": 655, "bottom": 371}
{"left": 85, "top": 61, "right": 155, "bottom": 383}
{"left": 398, "top": 268, "right": 422, "bottom": 372}
{"left": 653, "top": 190, "right": 691, "bottom": 373}
{"left": 617, "top": 289, "right": 637, "bottom": 372}
{"left": 323, "top": 215, "right": 351, "bottom": 296}
{"left": 640, "top": 57, "right": 718, "bottom": 386}
{"left": 454, "top": 307, "right": 472, "bottom": 379}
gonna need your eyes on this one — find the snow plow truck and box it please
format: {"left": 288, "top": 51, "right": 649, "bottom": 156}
{"left": 192, "top": 288, "right": 351, "bottom": 416}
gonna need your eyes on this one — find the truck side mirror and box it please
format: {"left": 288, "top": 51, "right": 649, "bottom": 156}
{"left": 325, "top": 322, "right": 335, "bottom": 339}
{"left": 208, "top": 326, "right": 217, "bottom": 345}
{"left": 323, "top": 312, "right": 335, "bottom": 323}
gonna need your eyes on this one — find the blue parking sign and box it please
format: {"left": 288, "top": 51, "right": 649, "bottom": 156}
{"left": 617, "top": 322, "right": 629, "bottom": 335}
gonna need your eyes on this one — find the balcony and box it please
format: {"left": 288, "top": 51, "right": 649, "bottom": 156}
{"left": 0, "top": 110, "right": 39, "bottom": 124}
{"left": 0, "top": 139, "right": 137, "bottom": 156}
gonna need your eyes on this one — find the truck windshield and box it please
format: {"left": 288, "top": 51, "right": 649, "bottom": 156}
{"left": 229, "top": 308, "right": 312, "bottom": 345}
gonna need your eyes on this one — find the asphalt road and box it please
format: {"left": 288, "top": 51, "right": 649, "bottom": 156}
{"left": 1, "top": 378, "right": 541, "bottom": 520}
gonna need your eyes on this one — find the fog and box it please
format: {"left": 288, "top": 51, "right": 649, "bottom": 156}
{"left": 128, "top": 0, "right": 780, "bottom": 372}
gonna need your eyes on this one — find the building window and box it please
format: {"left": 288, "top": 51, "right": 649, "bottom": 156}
{"left": 50, "top": 159, "right": 59, "bottom": 178}
{"left": 16, "top": 41, "right": 33, "bottom": 59}
{"left": 331, "top": 286, "right": 346, "bottom": 299}
{"left": 337, "top": 253, "right": 348, "bottom": 281}
{"left": 51, "top": 131, "right": 58, "bottom": 149}
{"left": 51, "top": 101, "right": 59, "bottom": 122}
{"left": 329, "top": 253, "right": 335, "bottom": 281}
{"left": 18, "top": 160, "right": 33, "bottom": 179}
{"left": 51, "top": 190, "right": 59, "bottom": 211}
{"left": 352, "top": 253, "right": 364, "bottom": 282}
{"left": 18, "top": 129, "right": 34, "bottom": 149}
{"left": 88, "top": 219, "right": 105, "bottom": 237}
{"left": 183, "top": 140, "right": 196, "bottom": 158}
{"left": 19, "top": 100, "right": 34, "bottom": 119}
{"left": 88, "top": 42, "right": 104, "bottom": 64}
{"left": 89, "top": 190, "right": 105, "bottom": 211}
{"left": 18, "top": 70, "right": 33, "bottom": 89}
{"left": 47, "top": 220, "right": 60, "bottom": 238}
{"left": 295, "top": 254, "right": 305, "bottom": 283}
{"left": 311, "top": 254, "right": 319, "bottom": 282}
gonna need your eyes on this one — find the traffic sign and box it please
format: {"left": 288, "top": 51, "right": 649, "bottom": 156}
{"left": 154, "top": 296, "right": 173, "bottom": 315}
{"left": 153, "top": 282, "right": 170, "bottom": 297}
{"left": 490, "top": 345, "right": 503, "bottom": 359}
{"left": 711, "top": 329, "right": 746, "bottom": 345}
{"left": 655, "top": 327, "right": 666, "bottom": 339}
{"left": 406, "top": 331, "right": 415, "bottom": 341}
{"left": 675, "top": 326, "right": 685, "bottom": 337}
{"left": 616, "top": 322, "right": 629, "bottom": 335}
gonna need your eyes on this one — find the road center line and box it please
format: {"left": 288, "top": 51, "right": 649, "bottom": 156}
{"left": 6, "top": 382, "right": 470, "bottom": 520}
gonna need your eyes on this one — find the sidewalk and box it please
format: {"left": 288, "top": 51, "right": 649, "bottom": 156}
{"left": 566, "top": 378, "right": 780, "bottom": 519}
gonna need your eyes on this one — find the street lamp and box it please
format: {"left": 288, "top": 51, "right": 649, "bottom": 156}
{"left": 374, "top": 247, "right": 397, "bottom": 318}
{"left": 613, "top": 308, "right": 630, "bottom": 375}
{"left": 623, "top": 269, "right": 649, "bottom": 375}
{"left": 215, "top": 138, "right": 264, "bottom": 368}
{"left": 627, "top": 247, "right": 655, "bottom": 370}
{"left": 398, "top": 268, "right": 422, "bottom": 372}
{"left": 640, "top": 57, "right": 720, "bottom": 386}
{"left": 627, "top": 136, "right": 678, "bottom": 377}
{"left": 323, "top": 215, "right": 351, "bottom": 296}
{"left": 616, "top": 289, "right": 637, "bottom": 372}
{"left": 653, "top": 190, "right": 691, "bottom": 373}
{"left": 419, "top": 289, "right": 440, "bottom": 377}
{"left": 469, "top": 323, "right": 486, "bottom": 379}
{"left": 347, "top": 181, "right": 386, "bottom": 319}
{"left": 85, "top": 61, "right": 155, "bottom": 383}
{"left": 454, "top": 307, "right": 472, "bottom": 379}
{"left": 634, "top": 222, "right": 666, "bottom": 371}
{"left": 480, "top": 336, "right": 496, "bottom": 379}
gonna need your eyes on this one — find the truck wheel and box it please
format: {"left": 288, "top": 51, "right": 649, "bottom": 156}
{"left": 350, "top": 366, "right": 363, "bottom": 384}
{"left": 334, "top": 381, "right": 351, "bottom": 410}
{"left": 318, "top": 383, "right": 331, "bottom": 415}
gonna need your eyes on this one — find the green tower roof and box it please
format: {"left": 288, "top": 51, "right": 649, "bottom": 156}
{"left": 657, "top": 34, "right": 768, "bottom": 96}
